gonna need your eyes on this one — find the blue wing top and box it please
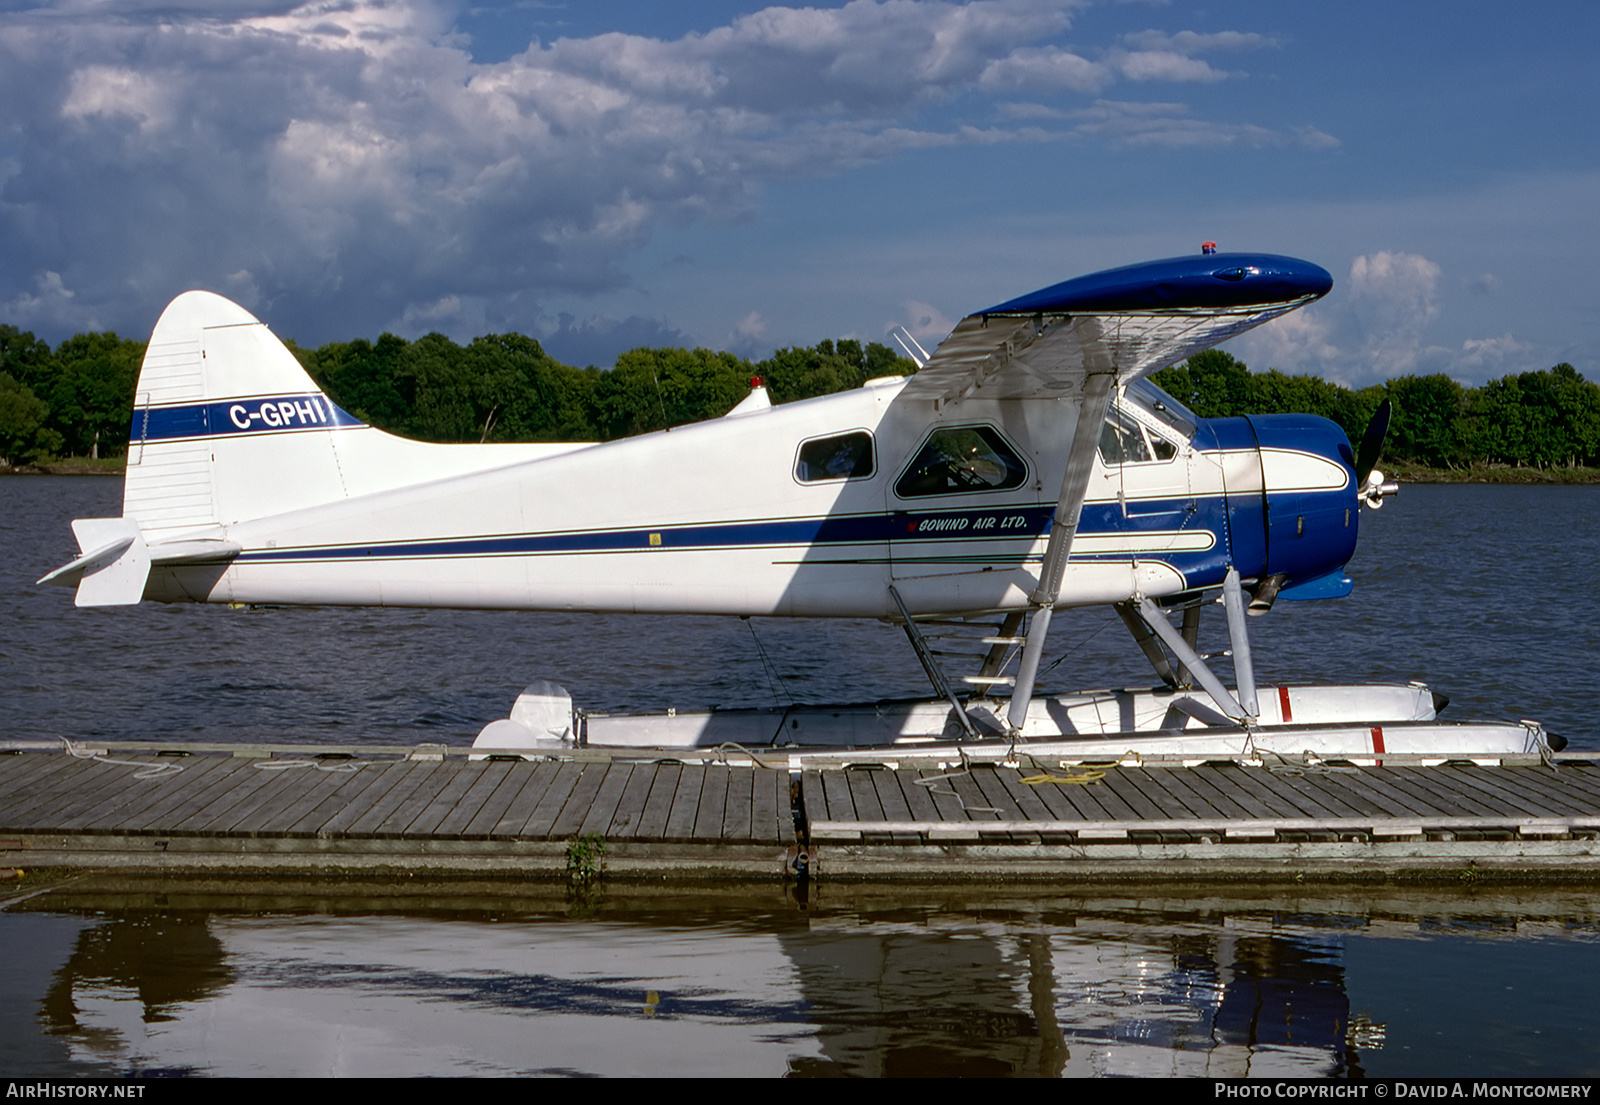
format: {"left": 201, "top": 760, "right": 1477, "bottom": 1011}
{"left": 980, "top": 253, "right": 1333, "bottom": 316}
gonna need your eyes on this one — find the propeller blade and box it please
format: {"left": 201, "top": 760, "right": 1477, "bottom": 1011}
{"left": 1355, "top": 398, "right": 1392, "bottom": 486}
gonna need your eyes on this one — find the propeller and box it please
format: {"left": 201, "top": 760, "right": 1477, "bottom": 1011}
{"left": 1354, "top": 398, "right": 1399, "bottom": 509}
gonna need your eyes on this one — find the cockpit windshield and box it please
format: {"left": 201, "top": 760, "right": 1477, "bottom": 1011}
{"left": 1123, "top": 379, "right": 1198, "bottom": 441}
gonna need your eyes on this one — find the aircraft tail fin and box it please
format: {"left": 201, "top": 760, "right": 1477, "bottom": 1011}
{"left": 123, "top": 290, "right": 367, "bottom": 543}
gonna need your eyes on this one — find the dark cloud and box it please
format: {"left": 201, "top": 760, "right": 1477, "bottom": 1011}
{"left": 538, "top": 312, "right": 692, "bottom": 369}
{"left": 0, "top": 0, "right": 1310, "bottom": 344}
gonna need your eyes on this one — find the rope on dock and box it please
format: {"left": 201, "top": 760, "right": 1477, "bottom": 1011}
{"left": 60, "top": 736, "right": 185, "bottom": 780}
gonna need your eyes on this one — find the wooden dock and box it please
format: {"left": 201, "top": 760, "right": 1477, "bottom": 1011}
{"left": 5, "top": 740, "right": 1600, "bottom": 880}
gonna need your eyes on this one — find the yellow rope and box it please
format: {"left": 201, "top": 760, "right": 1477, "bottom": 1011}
{"left": 1020, "top": 767, "right": 1106, "bottom": 786}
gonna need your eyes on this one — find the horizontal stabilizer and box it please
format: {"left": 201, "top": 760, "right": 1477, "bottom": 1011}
{"left": 39, "top": 518, "right": 151, "bottom": 606}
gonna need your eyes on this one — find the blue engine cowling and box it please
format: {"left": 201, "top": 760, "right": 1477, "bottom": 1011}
{"left": 1200, "top": 413, "right": 1360, "bottom": 599}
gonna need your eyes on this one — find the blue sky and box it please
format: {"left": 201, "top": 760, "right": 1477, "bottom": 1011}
{"left": 1, "top": 0, "right": 1595, "bottom": 386}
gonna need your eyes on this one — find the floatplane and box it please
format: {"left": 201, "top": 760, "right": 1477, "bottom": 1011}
{"left": 41, "top": 249, "right": 1557, "bottom": 763}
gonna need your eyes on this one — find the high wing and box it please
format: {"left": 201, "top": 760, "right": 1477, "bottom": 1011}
{"left": 897, "top": 252, "right": 1333, "bottom": 729}
{"left": 900, "top": 253, "right": 1331, "bottom": 405}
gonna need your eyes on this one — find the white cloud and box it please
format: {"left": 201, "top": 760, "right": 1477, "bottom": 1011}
{"left": 1235, "top": 251, "right": 1457, "bottom": 385}
{"left": 1108, "top": 49, "right": 1227, "bottom": 83}
{"left": 1457, "top": 333, "right": 1530, "bottom": 372}
{"left": 899, "top": 298, "right": 958, "bottom": 341}
{"left": 0, "top": 0, "right": 1333, "bottom": 343}
{"left": 979, "top": 47, "right": 1110, "bottom": 94}
{"left": 732, "top": 310, "right": 767, "bottom": 340}
{"left": 1346, "top": 250, "right": 1441, "bottom": 378}
{"left": 1122, "top": 30, "right": 1276, "bottom": 54}
{"left": 4, "top": 270, "right": 83, "bottom": 331}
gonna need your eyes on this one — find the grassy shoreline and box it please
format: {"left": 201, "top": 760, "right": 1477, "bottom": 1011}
{"left": 1380, "top": 460, "right": 1600, "bottom": 484}
{"left": 7, "top": 456, "right": 1600, "bottom": 484}
{"left": 0, "top": 457, "right": 126, "bottom": 476}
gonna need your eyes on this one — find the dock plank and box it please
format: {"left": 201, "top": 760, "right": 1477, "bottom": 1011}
{"left": 944, "top": 768, "right": 1002, "bottom": 821}
{"left": 0, "top": 752, "right": 90, "bottom": 802}
{"left": 278, "top": 763, "right": 407, "bottom": 837}
{"left": 663, "top": 765, "right": 707, "bottom": 843}
{"left": 1272, "top": 768, "right": 1419, "bottom": 819}
{"left": 338, "top": 762, "right": 449, "bottom": 836}
{"left": 191, "top": 760, "right": 350, "bottom": 835}
{"left": 487, "top": 762, "right": 566, "bottom": 838}
{"left": 1089, "top": 768, "right": 1175, "bottom": 823}
{"left": 5, "top": 757, "right": 163, "bottom": 827}
{"left": 912, "top": 768, "right": 970, "bottom": 823}
{"left": 691, "top": 767, "right": 731, "bottom": 842}
{"left": 721, "top": 765, "right": 754, "bottom": 842}
{"left": 1134, "top": 768, "right": 1223, "bottom": 819}
{"left": 898, "top": 769, "right": 947, "bottom": 825}
{"left": 845, "top": 770, "right": 888, "bottom": 823}
{"left": 819, "top": 770, "right": 857, "bottom": 823}
{"left": 62, "top": 758, "right": 231, "bottom": 832}
{"left": 116, "top": 758, "right": 260, "bottom": 832}
{"left": 1111, "top": 769, "right": 1209, "bottom": 820}
{"left": 292, "top": 761, "right": 414, "bottom": 837}
{"left": 1187, "top": 766, "right": 1293, "bottom": 820}
{"left": 169, "top": 759, "right": 306, "bottom": 834}
{"left": 603, "top": 764, "right": 657, "bottom": 839}
{"left": 404, "top": 761, "right": 505, "bottom": 837}
{"left": 635, "top": 765, "right": 683, "bottom": 841}
{"left": 1248, "top": 766, "right": 1366, "bottom": 818}
{"left": 1376, "top": 767, "right": 1515, "bottom": 817}
{"left": 518, "top": 763, "right": 586, "bottom": 839}
{"left": 579, "top": 764, "right": 636, "bottom": 839}
{"left": 447, "top": 762, "right": 531, "bottom": 837}
{"left": 750, "top": 768, "right": 785, "bottom": 845}
{"left": 1429, "top": 765, "right": 1576, "bottom": 818}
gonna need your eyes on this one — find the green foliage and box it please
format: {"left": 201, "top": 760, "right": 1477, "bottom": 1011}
{"left": 757, "top": 338, "right": 910, "bottom": 405}
{"left": 0, "top": 372, "right": 61, "bottom": 465}
{"left": 1153, "top": 354, "right": 1600, "bottom": 470}
{"left": 592, "top": 347, "right": 750, "bottom": 439}
{"left": 565, "top": 834, "right": 606, "bottom": 885}
{"left": 5, "top": 306, "right": 1595, "bottom": 473}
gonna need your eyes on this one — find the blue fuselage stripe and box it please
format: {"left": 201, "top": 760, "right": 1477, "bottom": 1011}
{"left": 132, "top": 396, "right": 364, "bottom": 443}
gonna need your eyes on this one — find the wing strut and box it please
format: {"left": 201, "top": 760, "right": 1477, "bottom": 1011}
{"left": 1005, "top": 369, "right": 1117, "bottom": 732}
{"left": 1123, "top": 569, "right": 1260, "bottom": 725}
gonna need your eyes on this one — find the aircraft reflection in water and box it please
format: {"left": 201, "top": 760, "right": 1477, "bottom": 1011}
{"left": 20, "top": 889, "right": 1552, "bottom": 1078}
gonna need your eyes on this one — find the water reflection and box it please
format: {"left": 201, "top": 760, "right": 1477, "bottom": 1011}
{"left": 8, "top": 880, "right": 1600, "bottom": 1077}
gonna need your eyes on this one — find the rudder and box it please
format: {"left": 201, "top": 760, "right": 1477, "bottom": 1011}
{"left": 124, "top": 291, "right": 363, "bottom": 540}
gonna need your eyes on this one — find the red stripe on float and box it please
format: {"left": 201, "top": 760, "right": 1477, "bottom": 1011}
{"left": 1279, "top": 686, "right": 1293, "bottom": 722}
{"left": 1371, "top": 726, "right": 1386, "bottom": 754}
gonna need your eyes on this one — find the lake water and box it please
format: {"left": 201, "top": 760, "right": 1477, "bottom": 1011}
{"left": 4, "top": 476, "right": 1600, "bottom": 1077}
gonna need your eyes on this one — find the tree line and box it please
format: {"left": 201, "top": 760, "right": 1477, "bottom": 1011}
{"left": 3, "top": 319, "right": 1598, "bottom": 472}
{"left": 1150, "top": 350, "right": 1600, "bottom": 470}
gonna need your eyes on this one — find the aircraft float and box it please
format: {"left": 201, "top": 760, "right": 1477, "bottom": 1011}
{"left": 41, "top": 249, "right": 1558, "bottom": 763}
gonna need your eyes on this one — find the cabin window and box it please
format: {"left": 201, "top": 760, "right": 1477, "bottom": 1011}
{"left": 1099, "top": 408, "right": 1178, "bottom": 465}
{"left": 894, "top": 426, "right": 1028, "bottom": 498}
{"left": 795, "top": 431, "right": 875, "bottom": 483}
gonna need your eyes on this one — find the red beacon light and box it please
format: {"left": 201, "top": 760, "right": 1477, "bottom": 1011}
{"left": 750, "top": 376, "right": 764, "bottom": 388}
{"left": 1201, "top": 241, "right": 1218, "bottom": 255}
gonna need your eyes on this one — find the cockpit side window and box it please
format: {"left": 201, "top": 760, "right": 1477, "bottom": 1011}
{"left": 795, "top": 431, "right": 875, "bottom": 483}
{"left": 894, "top": 425, "right": 1028, "bottom": 498}
{"left": 1099, "top": 411, "right": 1151, "bottom": 464}
{"left": 1099, "top": 407, "right": 1179, "bottom": 465}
